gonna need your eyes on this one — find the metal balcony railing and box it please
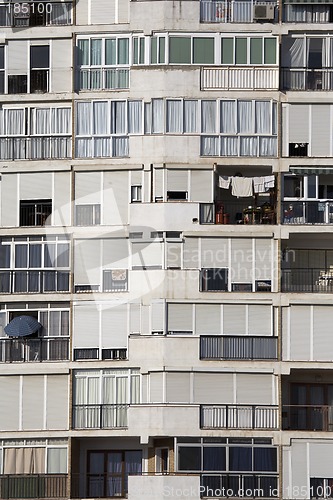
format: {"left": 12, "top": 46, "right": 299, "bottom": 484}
{"left": 281, "top": 68, "right": 333, "bottom": 91}
{"left": 282, "top": 201, "right": 333, "bottom": 225}
{"left": 0, "top": 270, "right": 70, "bottom": 294}
{"left": 200, "top": 336, "right": 278, "bottom": 360}
{"left": 281, "top": 269, "right": 333, "bottom": 293}
{"left": 200, "top": 202, "right": 276, "bottom": 225}
{"left": 201, "top": 66, "right": 279, "bottom": 91}
{"left": 72, "top": 404, "right": 129, "bottom": 429}
{"left": 283, "top": 405, "right": 333, "bottom": 432}
{"left": 77, "top": 68, "right": 129, "bottom": 91}
{"left": 0, "top": 474, "right": 67, "bottom": 499}
{"left": 201, "top": 405, "right": 279, "bottom": 429}
{"left": 0, "top": 338, "right": 69, "bottom": 363}
{"left": 0, "top": 137, "right": 71, "bottom": 160}
{"left": 200, "top": 0, "right": 277, "bottom": 23}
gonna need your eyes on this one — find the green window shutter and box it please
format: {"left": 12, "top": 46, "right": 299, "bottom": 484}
{"left": 193, "top": 37, "right": 214, "bottom": 64}
{"left": 169, "top": 37, "right": 191, "bottom": 63}
{"left": 151, "top": 37, "right": 157, "bottom": 64}
{"left": 250, "top": 38, "right": 262, "bottom": 64}
{"left": 221, "top": 38, "right": 233, "bottom": 64}
{"left": 118, "top": 38, "right": 129, "bottom": 64}
{"left": 159, "top": 37, "right": 165, "bottom": 63}
{"left": 264, "top": 38, "right": 276, "bottom": 64}
{"left": 235, "top": 38, "right": 247, "bottom": 64}
{"left": 105, "top": 38, "right": 116, "bottom": 65}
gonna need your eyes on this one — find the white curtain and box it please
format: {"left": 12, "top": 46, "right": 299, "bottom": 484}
{"left": 128, "top": 101, "right": 142, "bottom": 134}
{"left": 76, "top": 102, "right": 91, "bottom": 135}
{"left": 201, "top": 136, "right": 219, "bottom": 156}
{"left": 94, "top": 138, "right": 110, "bottom": 157}
{"left": 255, "top": 101, "right": 271, "bottom": 134}
{"left": 51, "top": 108, "right": 71, "bottom": 134}
{"left": 152, "top": 99, "right": 164, "bottom": 133}
{"left": 220, "top": 136, "right": 238, "bottom": 156}
{"left": 220, "top": 100, "right": 236, "bottom": 133}
{"left": 240, "top": 136, "right": 258, "bottom": 156}
{"left": 47, "top": 448, "right": 67, "bottom": 474}
{"left": 49, "top": 3, "right": 71, "bottom": 24}
{"left": 76, "top": 138, "right": 92, "bottom": 158}
{"left": 259, "top": 137, "right": 277, "bottom": 157}
{"left": 184, "top": 100, "right": 198, "bottom": 133}
{"left": 35, "top": 109, "right": 50, "bottom": 135}
{"left": 93, "top": 101, "right": 108, "bottom": 135}
{"left": 201, "top": 100, "right": 216, "bottom": 133}
{"left": 166, "top": 100, "right": 182, "bottom": 133}
{"left": 111, "top": 101, "right": 126, "bottom": 134}
{"left": 289, "top": 38, "right": 305, "bottom": 67}
{"left": 6, "top": 109, "right": 25, "bottom": 135}
{"left": 91, "top": 39, "right": 102, "bottom": 66}
{"left": 52, "top": 137, "right": 71, "bottom": 159}
{"left": 112, "top": 137, "right": 128, "bottom": 157}
{"left": 4, "top": 448, "right": 45, "bottom": 474}
{"left": 131, "top": 374, "right": 140, "bottom": 403}
{"left": 238, "top": 101, "right": 253, "bottom": 133}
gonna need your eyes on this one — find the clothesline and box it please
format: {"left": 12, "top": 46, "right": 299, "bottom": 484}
{"left": 218, "top": 175, "right": 275, "bottom": 197}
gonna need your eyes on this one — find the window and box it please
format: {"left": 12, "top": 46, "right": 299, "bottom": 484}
{"left": 200, "top": 268, "right": 228, "bottom": 292}
{"left": 8, "top": 75, "right": 27, "bottom": 94}
{"left": 169, "top": 36, "right": 215, "bottom": 64}
{"left": 131, "top": 185, "right": 142, "bottom": 202}
{"left": 133, "top": 37, "right": 145, "bottom": 65}
{"left": 75, "top": 204, "right": 101, "bottom": 226}
{"left": 151, "top": 36, "right": 165, "bottom": 64}
{"left": 156, "top": 448, "right": 169, "bottom": 474}
{"left": 289, "top": 143, "right": 308, "bottom": 157}
{"left": 310, "top": 478, "right": 333, "bottom": 499}
{"left": 221, "top": 37, "right": 277, "bottom": 65}
{"left": 167, "top": 191, "right": 187, "bottom": 201}
{"left": 0, "top": 46, "right": 4, "bottom": 94}
{"left": 103, "top": 270, "right": 128, "bottom": 292}
{"left": 20, "top": 200, "right": 52, "bottom": 226}
{"left": 30, "top": 45, "right": 49, "bottom": 93}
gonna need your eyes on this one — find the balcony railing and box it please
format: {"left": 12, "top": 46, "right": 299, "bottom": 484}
{"left": 283, "top": 405, "right": 333, "bottom": 432}
{"left": 201, "top": 67, "right": 279, "bottom": 90}
{"left": 0, "top": 2, "right": 72, "bottom": 26}
{"left": 281, "top": 68, "right": 333, "bottom": 91}
{"left": 77, "top": 68, "right": 129, "bottom": 91}
{"left": 0, "top": 270, "right": 70, "bottom": 294}
{"left": 0, "top": 338, "right": 69, "bottom": 363}
{"left": 200, "top": 0, "right": 277, "bottom": 23}
{"left": 200, "top": 202, "right": 276, "bottom": 225}
{"left": 201, "top": 474, "right": 278, "bottom": 498}
{"left": 282, "top": 201, "right": 333, "bottom": 225}
{"left": 283, "top": 4, "right": 331, "bottom": 23}
{"left": 200, "top": 336, "right": 278, "bottom": 360}
{"left": 0, "top": 474, "right": 67, "bottom": 499}
{"left": 72, "top": 404, "right": 129, "bottom": 429}
{"left": 281, "top": 269, "right": 333, "bottom": 293}
{"left": 201, "top": 405, "right": 279, "bottom": 430}
{"left": 0, "top": 137, "right": 71, "bottom": 160}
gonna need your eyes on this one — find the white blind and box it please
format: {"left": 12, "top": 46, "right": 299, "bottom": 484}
{"left": 2, "top": 175, "right": 18, "bottom": 227}
{"left": 223, "top": 305, "right": 246, "bottom": 335}
{"left": 103, "top": 238, "right": 129, "bottom": 270}
{"left": 230, "top": 239, "right": 253, "bottom": 283}
{"left": 73, "top": 304, "right": 100, "bottom": 348}
{"left": 193, "top": 373, "right": 233, "bottom": 403}
{"left": 248, "top": 305, "right": 272, "bottom": 336}
{"left": 168, "top": 303, "right": 193, "bottom": 332}
{"left": 22, "top": 376, "right": 44, "bottom": 430}
{"left": 74, "top": 239, "right": 101, "bottom": 285}
{"left": 183, "top": 238, "right": 199, "bottom": 269}
{"left": 289, "top": 104, "right": 309, "bottom": 143}
{"left": 313, "top": 306, "right": 333, "bottom": 361}
{"left": 101, "top": 305, "right": 128, "bottom": 349}
{"left": 0, "top": 376, "right": 20, "bottom": 430}
{"left": 20, "top": 173, "right": 52, "bottom": 199}
{"left": 131, "top": 242, "right": 163, "bottom": 268}
{"left": 8, "top": 40, "right": 28, "bottom": 72}
{"left": 201, "top": 238, "right": 228, "bottom": 267}
{"left": 167, "top": 170, "right": 188, "bottom": 191}
{"left": 46, "top": 375, "right": 68, "bottom": 430}
{"left": 255, "top": 239, "right": 272, "bottom": 280}
{"left": 54, "top": 172, "right": 71, "bottom": 226}
{"left": 129, "top": 303, "right": 141, "bottom": 334}
{"left": 190, "top": 170, "right": 212, "bottom": 202}
{"left": 103, "top": 171, "right": 129, "bottom": 225}
{"left": 289, "top": 306, "right": 311, "bottom": 360}
{"left": 166, "top": 241, "right": 182, "bottom": 269}
{"left": 236, "top": 374, "right": 273, "bottom": 404}
{"left": 90, "top": 0, "right": 115, "bottom": 23}
{"left": 75, "top": 172, "right": 101, "bottom": 204}
{"left": 151, "top": 301, "right": 164, "bottom": 333}
{"left": 310, "top": 443, "right": 333, "bottom": 477}
{"left": 154, "top": 168, "right": 164, "bottom": 200}
{"left": 166, "top": 373, "right": 190, "bottom": 403}
{"left": 311, "top": 105, "right": 331, "bottom": 157}
{"left": 195, "top": 304, "right": 221, "bottom": 335}
{"left": 149, "top": 372, "right": 163, "bottom": 403}
{"left": 52, "top": 39, "right": 72, "bottom": 93}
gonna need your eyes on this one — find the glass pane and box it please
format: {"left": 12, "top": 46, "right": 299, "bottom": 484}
{"left": 118, "top": 38, "right": 129, "bottom": 64}
{"left": 178, "top": 447, "right": 201, "bottom": 471}
{"left": 169, "top": 37, "right": 191, "bottom": 64}
{"left": 0, "top": 244, "right": 10, "bottom": 268}
{"left": 229, "top": 447, "right": 252, "bottom": 471}
{"left": 151, "top": 37, "right": 157, "bottom": 64}
{"left": 15, "top": 244, "right": 28, "bottom": 268}
{"left": 105, "top": 39, "right": 116, "bottom": 65}
{"left": 235, "top": 38, "right": 247, "bottom": 64}
{"left": 193, "top": 37, "right": 214, "bottom": 64}
{"left": 203, "top": 447, "right": 226, "bottom": 471}
{"left": 221, "top": 38, "right": 233, "bottom": 64}
{"left": 89, "top": 452, "right": 104, "bottom": 474}
{"left": 308, "top": 174, "right": 317, "bottom": 199}
{"left": 159, "top": 37, "right": 165, "bottom": 63}
{"left": 264, "top": 38, "right": 276, "bottom": 64}
{"left": 0, "top": 46, "right": 5, "bottom": 69}
{"left": 30, "top": 45, "right": 49, "bottom": 69}
{"left": 133, "top": 38, "right": 138, "bottom": 64}
{"left": 91, "top": 39, "right": 102, "bottom": 66}
{"left": 250, "top": 38, "right": 262, "bottom": 64}
{"left": 254, "top": 448, "right": 277, "bottom": 472}
{"left": 139, "top": 38, "right": 145, "bottom": 64}
{"left": 78, "top": 39, "right": 89, "bottom": 65}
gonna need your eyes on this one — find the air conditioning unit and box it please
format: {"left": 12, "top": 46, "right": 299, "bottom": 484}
{"left": 253, "top": 4, "right": 275, "bottom": 20}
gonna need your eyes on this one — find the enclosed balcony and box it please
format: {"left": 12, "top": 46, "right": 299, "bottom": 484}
{"left": 72, "top": 404, "right": 129, "bottom": 429}
{"left": 200, "top": 0, "right": 277, "bottom": 23}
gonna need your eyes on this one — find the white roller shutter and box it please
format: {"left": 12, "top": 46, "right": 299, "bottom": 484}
{"left": 75, "top": 172, "right": 101, "bottom": 204}
{"left": 90, "top": 0, "right": 115, "bottom": 23}
{"left": 1, "top": 174, "right": 18, "bottom": 226}
{"left": 201, "top": 238, "right": 228, "bottom": 268}
{"left": 73, "top": 304, "right": 100, "bottom": 348}
{"left": 289, "top": 306, "right": 311, "bottom": 361}
{"left": 248, "top": 305, "right": 272, "bottom": 336}
{"left": 141, "top": 305, "right": 150, "bottom": 334}
{"left": 22, "top": 375, "right": 44, "bottom": 430}
{"left": 149, "top": 372, "right": 163, "bottom": 403}
{"left": 223, "top": 305, "right": 246, "bottom": 335}
{"left": 151, "top": 301, "right": 164, "bottom": 333}
{"left": 154, "top": 168, "right": 164, "bottom": 201}
{"left": 195, "top": 304, "right": 221, "bottom": 335}
{"left": 103, "top": 171, "right": 129, "bottom": 225}
{"left": 166, "top": 373, "right": 190, "bottom": 403}
{"left": 20, "top": 173, "right": 52, "bottom": 199}
{"left": 290, "top": 442, "right": 308, "bottom": 499}
{"left": 103, "top": 238, "right": 129, "bottom": 270}
{"left": 8, "top": 40, "right": 28, "bottom": 73}
{"left": 129, "top": 303, "right": 141, "bottom": 334}
{"left": 0, "top": 376, "right": 20, "bottom": 430}
{"left": 46, "top": 375, "right": 68, "bottom": 430}
{"left": 167, "top": 170, "right": 188, "bottom": 191}
{"left": 131, "top": 170, "right": 143, "bottom": 185}
{"left": 183, "top": 237, "right": 199, "bottom": 269}
{"left": 311, "top": 105, "right": 331, "bottom": 157}
{"left": 313, "top": 306, "right": 333, "bottom": 361}
{"left": 101, "top": 304, "right": 128, "bottom": 349}
{"left": 193, "top": 373, "right": 233, "bottom": 403}
{"left": 289, "top": 104, "right": 309, "bottom": 143}
{"left": 191, "top": 170, "right": 213, "bottom": 202}
{"left": 118, "top": 0, "right": 129, "bottom": 22}
{"left": 74, "top": 239, "right": 102, "bottom": 286}
{"left": 236, "top": 374, "right": 273, "bottom": 404}
{"left": 168, "top": 303, "right": 193, "bottom": 333}
{"left": 52, "top": 39, "right": 72, "bottom": 93}
{"left": 166, "top": 241, "right": 182, "bottom": 269}
{"left": 131, "top": 241, "right": 163, "bottom": 269}
{"left": 231, "top": 239, "right": 253, "bottom": 284}
{"left": 53, "top": 172, "right": 71, "bottom": 226}
{"left": 310, "top": 443, "right": 333, "bottom": 477}
{"left": 255, "top": 239, "right": 272, "bottom": 281}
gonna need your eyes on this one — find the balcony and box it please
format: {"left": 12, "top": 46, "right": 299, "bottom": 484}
{"left": 281, "top": 269, "right": 333, "bottom": 293}
{"left": 283, "top": 3, "right": 332, "bottom": 22}
{"left": 0, "top": 270, "right": 70, "bottom": 294}
{"left": 201, "top": 405, "right": 279, "bottom": 429}
{"left": 0, "top": 2, "right": 72, "bottom": 26}
{"left": 282, "top": 201, "right": 333, "bottom": 225}
{"left": 78, "top": 68, "right": 129, "bottom": 91}
{"left": 0, "top": 137, "right": 71, "bottom": 160}
{"left": 281, "top": 68, "right": 333, "bottom": 91}
{"left": 201, "top": 67, "right": 279, "bottom": 91}
{"left": 283, "top": 405, "right": 333, "bottom": 431}
{"left": 200, "top": 336, "right": 278, "bottom": 360}
{"left": 200, "top": 202, "right": 276, "bottom": 225}
{"left": 200, "top": 0, "right": 277, "bottom": 23}
{"left": 0, "top": 474, "right": 67, "bottom": 499}
{"left": 0, "top": 338, "right": 69, "bottom": 363}
{"left": 201, "top": 474, "right": 278, "bottom": 498}
{"left": 72, "top": 404, "right": 129, "bottom": 429}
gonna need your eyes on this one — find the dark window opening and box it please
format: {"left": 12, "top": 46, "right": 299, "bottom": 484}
{"left": 200, "top": 268, "right": 228, "bottom": 292}
{"left": 20, "top": 200, "right": 52, "bottom": 227}
{"left": 167, "top": 191, "right": 188, "bottom": 201}
{"left": 231, "top": 283, "right": 252, "bottom": 292}
{"left": 30, "top": 45, "right": 49, "bottom": 93}
{"left": 102, "top": 349, "right": 127, "bottom": 360}
{"left": 255, "top": 280, "right": 272, "bottom": 292}
{"left": 74, "top": 348, "right": 99, "bottom": 360}
{"left": 289, "top": 143, "right": 308, "bottom": 157}
{"left": 8, "top": 75, "right": 28, "bottom": 94}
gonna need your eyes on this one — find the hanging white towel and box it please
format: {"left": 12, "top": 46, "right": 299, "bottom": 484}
{"left": 264, "top": 175, "right": 275, "bottom": 190}
{"left": 253, "top": 176, "right": 266, "bottom": 194}
{"left": 231, "top": 177, "right": 253, "bottom": 197}
{"left": 218, "top": 175, "right": 231, "bottom": 189}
